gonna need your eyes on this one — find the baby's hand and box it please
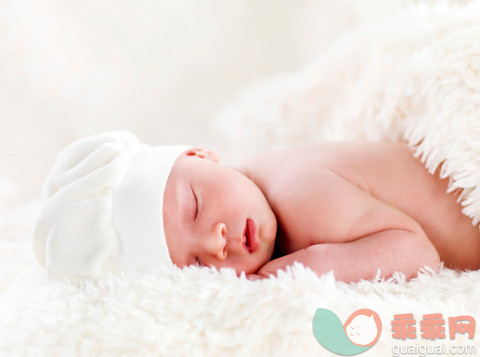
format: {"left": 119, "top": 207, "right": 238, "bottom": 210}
{"left": 246, "top": 268, "right": 277, "bottom": 281}
{"left": 246, "top": 273, "right": 264, "bottom": 281}
{"left": 246, "top": 273, "right": 270, "bottom": 281}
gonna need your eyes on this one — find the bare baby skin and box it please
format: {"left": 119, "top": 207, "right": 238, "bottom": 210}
{"left": 163, "top": 142, "right": 480, "bottom": 283}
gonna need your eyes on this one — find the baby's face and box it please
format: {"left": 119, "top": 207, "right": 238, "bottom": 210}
{"left": 163, "top": 148, "right": 277, "bottom": 275}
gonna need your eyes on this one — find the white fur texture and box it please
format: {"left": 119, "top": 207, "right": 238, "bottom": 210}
{"left": 1, "top": 201, "right": 480, "bottom": 356}
{"left": 3, "top": 0, "right": 480, "bottom": 356}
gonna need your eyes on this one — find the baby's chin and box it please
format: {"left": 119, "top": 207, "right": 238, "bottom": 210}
{"left": 255, "top": 248, "right": 276, "bottom": 274}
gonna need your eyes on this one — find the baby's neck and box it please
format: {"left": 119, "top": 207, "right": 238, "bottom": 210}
{"left": 228, "top": 163, "right": 250, "bottom": 178}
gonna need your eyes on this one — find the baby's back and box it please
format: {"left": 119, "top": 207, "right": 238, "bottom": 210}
{"left": 242, "top": 141, "right": 480, "bottom": 270}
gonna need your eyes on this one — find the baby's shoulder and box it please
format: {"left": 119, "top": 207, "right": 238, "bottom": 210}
{"left": 240, "top": 142, "right": 373, "bottom": 195}
{"left": 241, "top": 142, "right": 416, "bottom": 252}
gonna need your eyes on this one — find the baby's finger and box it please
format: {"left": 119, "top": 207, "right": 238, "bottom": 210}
{"left": 246, "top": 274, "right": 264, "bottom": 281}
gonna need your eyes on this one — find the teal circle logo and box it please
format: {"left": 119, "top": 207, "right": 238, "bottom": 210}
{"left": 312, "top": 308, "right": 382, "bottom": 355}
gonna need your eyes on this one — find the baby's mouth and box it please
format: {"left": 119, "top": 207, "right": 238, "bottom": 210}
{"left": 242, "top": 221, "right": 249, "bottom": 252}
{"left": 243, "top": 218, "right": 258, "bottom": 253}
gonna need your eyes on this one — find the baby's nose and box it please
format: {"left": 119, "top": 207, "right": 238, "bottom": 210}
{"left": 206, "top": 222, "right": 227, "bottom": 260}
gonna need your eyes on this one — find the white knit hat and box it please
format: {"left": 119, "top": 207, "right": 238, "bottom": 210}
{"left": 32, "top": 131, "right": 190, "bottom": 280}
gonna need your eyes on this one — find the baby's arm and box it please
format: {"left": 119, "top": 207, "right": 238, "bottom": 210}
{"left": 248, "top": 175, "right": 441, "bottom": 282}
{"left": 251, "top": 228, "right": 440, "bottom": 282}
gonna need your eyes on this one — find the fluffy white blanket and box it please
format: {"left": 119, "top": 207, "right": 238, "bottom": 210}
{"left": 3, "top": 1, "right": 480, "bottom": 356}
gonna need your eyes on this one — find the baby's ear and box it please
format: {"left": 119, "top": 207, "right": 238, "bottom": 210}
{"left": 184, "top": 148, "right": 220, "bottom": 163}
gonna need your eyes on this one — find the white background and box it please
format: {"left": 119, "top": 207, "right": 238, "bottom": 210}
{"left": 0, "top": 0, "right": 385, "bottom": 204}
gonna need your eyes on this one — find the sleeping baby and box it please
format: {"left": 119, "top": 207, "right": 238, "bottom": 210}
{"left": 33, "top": 131, "right": 480, "bottom": 282}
